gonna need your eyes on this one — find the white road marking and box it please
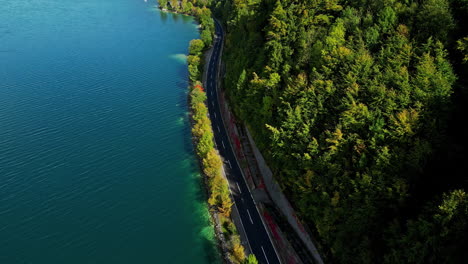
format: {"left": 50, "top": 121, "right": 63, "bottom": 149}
{"left": 212, "top": 101, "right": 214, "bottom": 107}
{"left": 222, "top": 140, "right": 225, "bottom": 149}
{"left": 227, "top": 160, "right": 232, "bottom": 169}
{"left": 261, "top": 246, "right": 270, "bottom": 264}
{"left": 214, "top": 112, "right": 217, "bottom": 118}
{"left": 236, "top": 182, "right": 242, "bottom": 193}
{"left": 217, "top": 125, "right": 220, "bottom": 132}
{"left": 247, "top": 209, "right": 254, "bottom": 224}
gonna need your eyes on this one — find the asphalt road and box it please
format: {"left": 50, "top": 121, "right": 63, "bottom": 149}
{"left": 204, "top": 20, "right": 281, "bottom": 264}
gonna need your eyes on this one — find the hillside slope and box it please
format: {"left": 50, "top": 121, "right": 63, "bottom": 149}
{"left": 212, "top": 0, "right": 468, "bottom": 262}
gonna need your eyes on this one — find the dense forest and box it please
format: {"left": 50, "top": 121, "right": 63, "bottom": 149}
{"left": 207, "top": 0, "right": 468, "bottom": 263}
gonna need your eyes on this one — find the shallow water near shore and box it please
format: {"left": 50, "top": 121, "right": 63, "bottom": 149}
{"left": 0, "top": 0, "right": 219, "bottom": 263}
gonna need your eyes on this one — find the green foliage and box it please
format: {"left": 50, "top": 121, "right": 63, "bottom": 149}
{"left": 180, "top": 0, "right": 190, "bottom": 13}
{"left": 190, "top": 83, "right": 205, "bottom": 102}
{"left": 201, "top": 29, "right": 213, "bottom": 46}
{"left": 244, "top": 254, "right": 258, "bottom": 264}
{"left": 385, "top": 190, "right": 468, "bottom": 263}
{"left": 188, "top": 56, "right": 201, "bottom": 82}
{"left": 220, "top": 214, "right": 236, "bottom": 236}
{"left": 196, "top": 130, "right": 214, "bottom": 157}
{"left": 416, "top": 0, "right": 455, "bottom": 43}
{"left": 187, "top": 55, "right": 200, "bottom": 66}
{"left": 203, "top": 148, "right": 222, "bottom": 178}
{"left": 189, "top": 39, "right": 205, "bottom": 55}
{"left": 457, "top": 36, "right": 468, "bottom": 63}
{"left": 217, "top": 0, "right": 465, "bottom": 262}
{"left": 170, "top": 0, "right": 179, "bottom": 11}
{"left": 189, "top": 83, "right": 233, "bottom": 218}
{"left": 231, "top": 235, "right": 246, "bottom": 263}
{"left": 159, "top": 0, "right": 168, "bottom": 10}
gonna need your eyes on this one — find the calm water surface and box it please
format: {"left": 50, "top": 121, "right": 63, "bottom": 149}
{"left": 0, "top": 0, "right": 219, "bottom": 263}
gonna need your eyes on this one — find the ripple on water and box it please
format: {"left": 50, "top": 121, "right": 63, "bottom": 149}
{"left": 0, "top": 0, "right": 219, "bottom": 263}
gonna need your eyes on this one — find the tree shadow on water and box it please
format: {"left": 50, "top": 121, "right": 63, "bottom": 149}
{"left": 180, "top": 14, "right": 192, "bottom": 24}
{"left": 160, "top": 11, "right": 168, "bottom": 23}
{"left": 201, "top": 235, "right": 223, "bottom": 264}
{"left": 173, "top": 62, "right": 195, "bottom": 157}
{"left": 171, "top": 13, "right": 179, "bottom": 22}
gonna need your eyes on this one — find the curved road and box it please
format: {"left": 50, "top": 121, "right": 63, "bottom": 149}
{"left": 204, "top": 20, "right": 281, "bottom": 264}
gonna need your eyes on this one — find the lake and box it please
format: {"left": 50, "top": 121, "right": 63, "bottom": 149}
{"left": 0, "top": 0, "right": 219, "bottom": 263}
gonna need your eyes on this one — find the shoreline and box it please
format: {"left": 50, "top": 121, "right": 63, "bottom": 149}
{"left": 159, "top": 4, "right": 244, "bottom": 263}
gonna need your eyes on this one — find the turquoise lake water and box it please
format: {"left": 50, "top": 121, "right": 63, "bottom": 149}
{"left": 0, "top": 0, "right": 219, "bottom": 263}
